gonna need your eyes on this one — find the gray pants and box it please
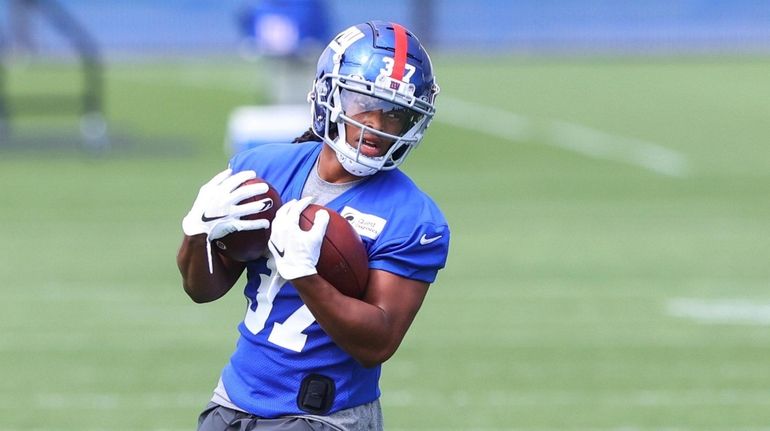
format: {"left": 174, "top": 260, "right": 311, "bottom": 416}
{"left": 197, "top": 400, "right": 383, "bottom": 431}
{"left": 197, "top": 402, "right": 339, "bottom": 431}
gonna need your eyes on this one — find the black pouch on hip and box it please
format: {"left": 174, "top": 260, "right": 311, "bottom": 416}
{"left": 297, "top": 374, "right": 336, "bottom": 414}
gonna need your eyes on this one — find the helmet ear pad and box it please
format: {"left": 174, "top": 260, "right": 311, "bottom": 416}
{"left": 311, "top": 78, "right": 331, "bottom": 137}
{"left": 311, "top": 76, "right": 339, "bottom": 141}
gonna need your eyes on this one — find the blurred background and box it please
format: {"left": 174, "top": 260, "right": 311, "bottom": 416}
{"left": 1, "top": 1, "right": 769, "bottom": 430}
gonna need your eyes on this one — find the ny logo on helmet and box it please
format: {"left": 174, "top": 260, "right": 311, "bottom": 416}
{"left": 329, "top": 26, "right": 365, "bottom": 54}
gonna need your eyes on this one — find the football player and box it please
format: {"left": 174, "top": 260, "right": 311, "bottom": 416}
{"left": 177, "top": 21, "right": 449, "bottom": 430}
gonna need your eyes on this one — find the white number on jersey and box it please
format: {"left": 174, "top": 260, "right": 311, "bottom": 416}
{"left": 243, "top": 259, "right": 317, "bottom": 352}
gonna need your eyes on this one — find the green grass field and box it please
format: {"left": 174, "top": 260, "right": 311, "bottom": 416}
{"left": 1, "top": 56, "right": 769, "bottom": 430}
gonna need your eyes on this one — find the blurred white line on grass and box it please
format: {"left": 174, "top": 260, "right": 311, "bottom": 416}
{"left": 437, "top": 96, "right": 690, "bottom": 177}
{"left": 667, "top": 298, "right": 770, "bottom": 325}
{"left": 28, "top": 392, "right": 206, "bottom": 410}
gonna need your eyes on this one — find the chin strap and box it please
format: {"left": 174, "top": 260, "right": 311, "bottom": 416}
{"left": 336, "top": 150, "right": 379, "bottom": 177}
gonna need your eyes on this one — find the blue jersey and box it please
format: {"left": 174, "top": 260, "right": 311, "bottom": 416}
{"left": 220, "top": 142, "right": 450, "bottom": 418}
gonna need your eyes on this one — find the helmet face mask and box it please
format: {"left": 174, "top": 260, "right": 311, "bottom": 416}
{"left": 308, "top": 21, "right": 439, "bottom": 176}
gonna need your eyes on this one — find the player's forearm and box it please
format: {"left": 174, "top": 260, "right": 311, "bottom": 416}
{"left": 176, "top": 235, "right": 243, "bottom": 303}
{"left": 292, "top": 275, "right": 404, "bottom": 368}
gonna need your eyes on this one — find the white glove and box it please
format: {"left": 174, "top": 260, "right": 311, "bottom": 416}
{"left": 182, "top": 168, "right": 272, "bottom": 272}
{"left": 268, "top": 197, "right": 330, "bottom": 281}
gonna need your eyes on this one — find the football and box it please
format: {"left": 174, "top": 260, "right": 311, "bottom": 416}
{"left": 299, "top": 204, "right": 369, "bottom": 298}
{"left": 213, "top": 178, "right": 281, "bottom": 262}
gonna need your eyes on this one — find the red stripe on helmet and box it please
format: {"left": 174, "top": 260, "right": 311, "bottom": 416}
{"left": 391, "top": 23, "right": 408, "bottom": 81}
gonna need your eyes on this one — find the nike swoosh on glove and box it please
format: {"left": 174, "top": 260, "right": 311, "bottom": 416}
{"left": 182, "top": 168, "right": 271, "bottom": 272}
{"left": 268, "top": 197, "right": 329, "bottom": 281}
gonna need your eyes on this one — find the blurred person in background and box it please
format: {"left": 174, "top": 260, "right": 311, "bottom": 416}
{"left": 237, "top": 0, "right": 329, "bottom": 104}
{"left": 177, "top": 21, "right": 449, "bottom": 430}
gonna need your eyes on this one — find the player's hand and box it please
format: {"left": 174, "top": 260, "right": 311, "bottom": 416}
{"left": 268, "top": 197, "right": 329, "bottom": 281}
{"left": 182, "top": 169, "right": 272, "bottom": 273}
{"left": 182, "top": 168, "right": 271, "bottom": 240}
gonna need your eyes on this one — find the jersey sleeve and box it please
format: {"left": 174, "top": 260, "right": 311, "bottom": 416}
{"left": 228, "top": 148, "right": 263, "bottom": 175}
{"left": 368, "top": 222, "right": 449, "bottom": 284}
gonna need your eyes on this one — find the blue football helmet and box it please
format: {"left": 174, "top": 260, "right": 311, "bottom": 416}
{"left": 308, "top": 21, "right": 439, "bottom": 176}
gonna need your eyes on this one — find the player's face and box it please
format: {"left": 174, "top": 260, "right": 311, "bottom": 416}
{"left": 340, "top": 90, "right": 417, "bottom": 158}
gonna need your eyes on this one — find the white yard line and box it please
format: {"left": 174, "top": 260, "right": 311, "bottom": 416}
{"left": 5, "top": 388, "right": 770, "bottom": 431}
{"left": 436, "top": 96, "right": 533, "bottom": 142}
{"left": 384, "top": 388, "right": 770, "bottom": 408}
{"left": 548, "top": 120, "right": 689, "bottom": 177}
{"left": 0, "top": 429, "right": 190, "bottom": 431}
{"left": 388, "top": 428, "right": 770, "bottom": 431}
{"left": 667, "top": 298, "right": 770, "bottom": 325}
{"left": 437, "top": 96, "right": 690, "bottom": 177}
{"left": 0, "top": 391, "right": 207, "bottom": 410}
{"left": 10, "top": 387, "right": 770, "bottom": 411}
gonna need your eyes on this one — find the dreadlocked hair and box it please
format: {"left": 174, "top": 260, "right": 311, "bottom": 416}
{"left": 292, "top": 128, "right": 322, "bottom": 143}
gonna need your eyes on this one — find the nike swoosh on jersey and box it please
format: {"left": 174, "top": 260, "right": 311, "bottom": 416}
{"left": 419, "top": 234, "right": 442, "bottom": 245}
